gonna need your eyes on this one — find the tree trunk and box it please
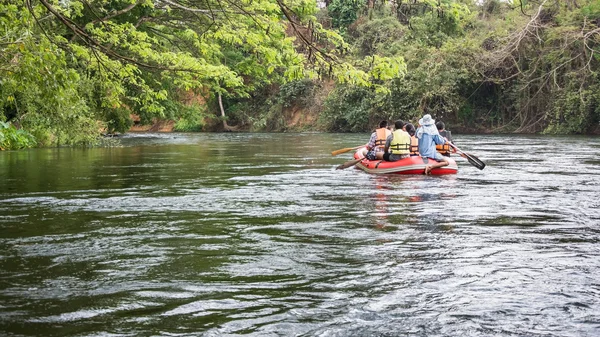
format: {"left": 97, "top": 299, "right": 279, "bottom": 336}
{"left": 218, "top": 93, "right": 237, "bottom": 132}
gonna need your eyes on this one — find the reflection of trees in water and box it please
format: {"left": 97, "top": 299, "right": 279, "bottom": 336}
{"left": 368, "top": 174, "right": 458, "bottom": 230}
{"left": 371, "top": 175, "right": 401, "bottom": 231}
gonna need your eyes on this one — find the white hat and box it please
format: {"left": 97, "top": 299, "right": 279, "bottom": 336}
{"left": 419, "top": 114, "right": 435, "bottom": 126}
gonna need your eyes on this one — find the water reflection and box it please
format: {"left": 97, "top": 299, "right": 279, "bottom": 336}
{"left": 371, "top": 176, "right": 391, "bottom": 230}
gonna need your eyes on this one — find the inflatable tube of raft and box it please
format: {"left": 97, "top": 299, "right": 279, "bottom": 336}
{"left": 353, "top": 148, "right": 458, "bottom": 175}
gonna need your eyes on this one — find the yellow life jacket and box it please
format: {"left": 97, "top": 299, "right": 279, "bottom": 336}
{"left": 389, "top": 130, "right": 410, "bottom": 155}
{"left": 410, "top": 135, "right": 419, "bottom": 156}
{"left": 375, "top": 128, "right": 391, "bottom": 149}
{"left": 436, "top": 142, "right": 451, "bottom": 155}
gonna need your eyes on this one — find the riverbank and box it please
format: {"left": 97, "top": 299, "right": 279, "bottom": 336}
{"left": 125, "top": 111, "right": 600, "bottom": 136}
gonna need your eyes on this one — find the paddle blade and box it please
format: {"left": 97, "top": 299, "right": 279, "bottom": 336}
{"left": 331, "top": 145, "right": 364, "bottom": 156}
{"left": 448, "top": 142, "right": 485, "bottom": 170}
{"left": 336, "top": 158, "right": 363, "bottom": 170}
{"left": 331, "top": 147, "right": 354, "bottom": 156}
{"left": 465, "top": 152, "right": 486, "bottom": 170}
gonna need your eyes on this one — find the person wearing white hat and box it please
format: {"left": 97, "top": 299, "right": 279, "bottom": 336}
{"left": 416, "top": 114, "right": 449, "bottom": 175}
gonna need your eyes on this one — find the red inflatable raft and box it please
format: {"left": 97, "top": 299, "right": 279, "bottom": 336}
{"left": 352, "top": 148, "right": 458, "bottom": 175}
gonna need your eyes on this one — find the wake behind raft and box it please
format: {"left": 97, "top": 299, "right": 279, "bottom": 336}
{"left": 352, "top": 147, "right": 458, "bottom": 175}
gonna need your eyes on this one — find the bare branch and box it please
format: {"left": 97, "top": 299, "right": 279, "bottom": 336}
{"left": 159, "top": 0, "right": 233, "bottom": 16}
{"left": 276, "top": 0, "right": 336, "bottom": 63}
{"left": 89, "top": 1, "right": 139, "bottom": 25}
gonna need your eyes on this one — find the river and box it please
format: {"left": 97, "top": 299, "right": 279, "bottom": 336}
{"left": 1, "top": 133, "right": 599, "bottom": 336}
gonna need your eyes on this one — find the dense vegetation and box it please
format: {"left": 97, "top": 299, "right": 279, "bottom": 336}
{"left": 228, "top": 0, "right": 600, "bottom": 135}
{"left": 1, "top": 0, "right": 599, "bottom": 149}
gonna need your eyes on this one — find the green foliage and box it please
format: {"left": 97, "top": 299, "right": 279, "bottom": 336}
{"left": 173, "top": 104, "right": 209, "bottom": 132}
{"left": 225, "top": 88, "right": 285, "bottom": 132}
{"left": 102, "top": 107, "right": 133, "bottom": 134}
{"left": 224, "top": 79, "right": 321, "bottom": 132}
{"left": 227, "top": 99, "right": 283, "bottom": 132}
{"left": 173, "top": 118, "right": 203, "bottom": 132}
{"left": 318, "top": 4, "right": 475, "bottom": 131}
{"left": 580, "top": 1, "right": 600, "bottom": 19}
{"left": 328, "top": 0, "right": 366, "bottom": 29}
{"left": 2, "top": 0, "right": 410, "bottom": 143}
{"left": 278, "top": 79, "right": 318, "bottom": 108}
{"left": 544, "top": 81, "right": 600, "bottom": 134}
{"left": 466, "top": 0, "right": 600, "bottom": 133}
{"left": 3, "top": 0, "right": 598, "bottom": 140}
{"left": 320, "top": 85, "right": 374, "bottom": 132}
{"left": 457, "top": 103, "right": 475, "bottom": 125}
{"left": 1, "top": 2, "right": 111, "bottom": 146}
{"left": 315, "top": 0, "right": 600, "bottom": 134}
{"left": 0, "top": 122, "right": 36, "bottom": 150}
{"left": 349, "top": 14, "right": 405, "bottom": 57}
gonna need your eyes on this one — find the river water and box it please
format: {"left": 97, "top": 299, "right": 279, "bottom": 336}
{"left": 0, "top": 133, "right": 599, "bottom": 336}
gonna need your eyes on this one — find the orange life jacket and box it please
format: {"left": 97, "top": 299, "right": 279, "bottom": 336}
{"left": 410, "top": 136, "right": 419, "bottom": 156}
{"left": 436, "top": 142, "right": 451, "bottom": 155}
{"left": 375, "top": 128, "right": 391, "bottom": 149}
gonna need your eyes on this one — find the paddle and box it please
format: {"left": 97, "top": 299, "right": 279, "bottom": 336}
{"left": 336, "top": 157, "right": 364, "bottom": 170}
{"left": 331, "top": 145, "right": 364, "bottom": 156}
{"left": 448, "top": 143, "right": 486, "bottom": 170}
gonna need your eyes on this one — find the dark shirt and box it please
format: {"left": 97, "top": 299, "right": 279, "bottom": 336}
{"left": 439, "top": 130, "right": 453, "bottom": 143}
{"left": 438, "top": 130, "right": 454, "bottom": 157}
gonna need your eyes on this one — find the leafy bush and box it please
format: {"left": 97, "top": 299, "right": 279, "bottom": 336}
{"left": 278, "top": 79, "right": 318, "bottom": 108}
{"left": 174, "top": 118, "right": 203, "bottom": 132}
{"left": 173, "top": 104, "right": 209, "bottom": 132}
{"left": 320, "top": 85, "right": 373, "bottom": 132}
{"left": 103, "top": 107, "right": 132, "bottom": 134}
{"left": 544, "top": 84, "right": 600, "bottom": 134}
{"left": 328, "top": 0, "right": 366, "bottom": 29}
{"left": 349, "top": 14, "right": 405, "bottom": 57}
{"left": 0, "top": 122, "right": 36, "bottom": 150}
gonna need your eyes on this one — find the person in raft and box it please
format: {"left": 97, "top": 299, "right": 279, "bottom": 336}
{"left": 417, "top": 114, "right": 449, "bottom": 175}
{"left": 435, "top": 121, "right": 456, "bottom": 157}
{"left": 383, "top": 120, "right": 411, "bottom": 162}
{"left": 404, "top": 123, "right": 419, "bottom": 156}
{"left": 364, "top": 120, "right": 392, "bottom": 160}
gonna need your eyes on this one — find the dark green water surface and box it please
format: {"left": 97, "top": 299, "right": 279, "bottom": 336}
{"left": 1, "top": 133, "right": 599, "bottom": 336}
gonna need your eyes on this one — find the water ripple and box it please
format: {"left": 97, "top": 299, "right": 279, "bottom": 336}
{"left": 1, "top": 134, "right": 599, "bottom": 336}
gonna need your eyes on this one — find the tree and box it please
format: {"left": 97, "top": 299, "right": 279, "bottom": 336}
{"left": 1, "top": 0, "right": 406, "bottom": 144}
